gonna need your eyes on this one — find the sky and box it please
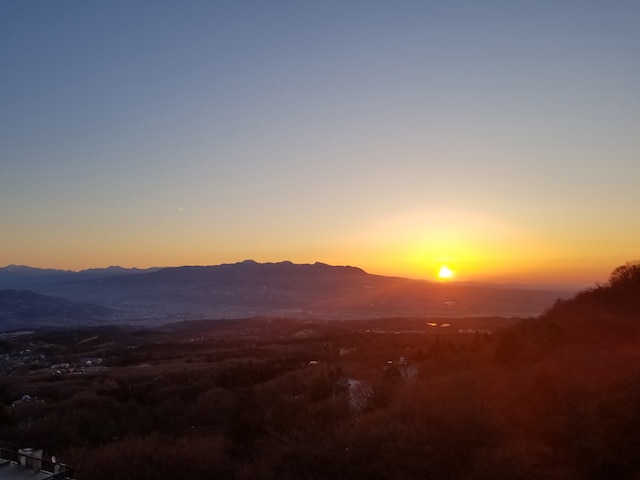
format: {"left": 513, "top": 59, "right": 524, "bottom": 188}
{"left": 1, "top": 1, "right": 639, "bottom": 286}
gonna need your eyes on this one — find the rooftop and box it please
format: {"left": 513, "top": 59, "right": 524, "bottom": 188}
{"left": 0, "top": 461, "right": 54, "bottom": 480}
{"left": 0, "top": 449, "right": 73, "bottom": 480}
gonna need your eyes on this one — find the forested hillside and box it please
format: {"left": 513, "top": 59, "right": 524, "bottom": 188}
{"left": 0, "top": 262, "right": 638, "bottom": 479}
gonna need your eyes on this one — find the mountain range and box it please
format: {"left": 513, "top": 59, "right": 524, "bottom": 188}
{"left": 0, "top": 289, "right": 116, "bottom": 330}
{"left": 0, "top": 260, "right": 574, "bottom": 329}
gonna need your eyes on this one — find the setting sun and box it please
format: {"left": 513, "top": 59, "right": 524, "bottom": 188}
{"left": 438, "top": 265, "right": 455, "bottom": 280}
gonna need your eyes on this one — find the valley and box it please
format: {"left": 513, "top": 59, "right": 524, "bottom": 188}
{"left": 0, "top": 261, "right": 573, "bottom": 328}
{"left": 0, "top": 262, "right": 637, "bottom": 479}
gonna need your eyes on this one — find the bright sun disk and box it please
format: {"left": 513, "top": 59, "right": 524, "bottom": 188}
{"left": 438, "top": 265, "right": 455, "bottom": 280}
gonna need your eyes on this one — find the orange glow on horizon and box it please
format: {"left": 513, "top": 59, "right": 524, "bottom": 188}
{"left": 337, "top": 208, "right": 545, "bottom": 283}
{"left": 7, "top": 203, "right": 624, "bottom": 288}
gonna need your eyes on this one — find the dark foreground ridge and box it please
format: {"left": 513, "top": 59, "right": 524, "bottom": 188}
{"left": 0, "top": 261, "right": 638, "bottom": 479}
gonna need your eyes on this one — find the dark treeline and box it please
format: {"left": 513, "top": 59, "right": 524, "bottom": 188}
{"left": 1, "top": 262, "right": 640, "bottom": 479}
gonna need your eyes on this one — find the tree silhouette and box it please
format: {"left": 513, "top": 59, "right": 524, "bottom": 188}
{"left": 609, "top": 260, "right": 640, "bottom": 287}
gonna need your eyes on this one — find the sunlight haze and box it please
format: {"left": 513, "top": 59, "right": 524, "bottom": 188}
{"left": 1, "top": 1, "right": 638, "bottom": 287}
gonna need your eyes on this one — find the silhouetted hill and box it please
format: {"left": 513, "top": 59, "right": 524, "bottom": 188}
{"left": 2, "top": 263, "right": 637, "bottom": 480}
{"left": 494, "top": 260, "right": 640, "bottom": 364}
{"left": 0, "top": 289, "right": 116, "bottom": 330}
{"left": 134, "top": 260, "right": 367, "bottom": 289}
{"left": 0, "top": 261, "right": 573, "bottom": 324}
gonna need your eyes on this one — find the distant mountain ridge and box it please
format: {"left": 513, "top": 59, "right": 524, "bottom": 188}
{"left": 0, "top": 264, "right": 159, "bottom": 281}
{"left": 0, "top": 260, "right": 573, "bottom": 328}
{"left": 0, "top": 289, "right": 116, "bottom": 330}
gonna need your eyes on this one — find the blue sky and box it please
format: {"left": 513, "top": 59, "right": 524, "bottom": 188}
{"left": 2, "top": 1, "right": 639, "bottom": 285}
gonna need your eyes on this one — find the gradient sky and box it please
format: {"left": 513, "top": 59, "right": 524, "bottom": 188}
{"left": 2, "top": 1, "right": 639, "bottom": 286}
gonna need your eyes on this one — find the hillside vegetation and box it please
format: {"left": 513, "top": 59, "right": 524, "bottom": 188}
{"left": 0, "top": 262, "right": 638, "bottom": 479}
